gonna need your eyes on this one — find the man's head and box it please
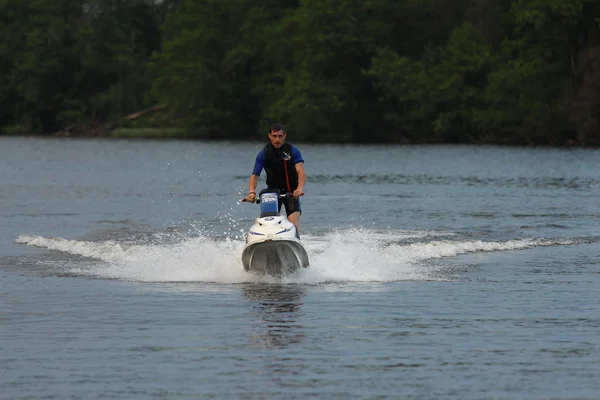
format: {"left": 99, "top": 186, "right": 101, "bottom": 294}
{"left": 268, "top": 123, "right": 286, "bottom": 148}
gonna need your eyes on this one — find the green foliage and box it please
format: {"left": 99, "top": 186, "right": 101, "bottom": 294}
{"left": 263, "top": 0, "right": 364, "bottom": 141}
{"left": 0, "top": 0, "right": 598, "bottom": 145}
{"left": 429, "top": 23, "right": 493, "bottom": 141}
{"left": 0, "top": 0, "right": 164, "bottom": 134}
{"left": 480, "top": 0, "right": 583, "bottom": 143}
{"left": 369, "top": 22, "right": 492, "bottom": 142}
{"left": 149, "top": 0, "right": 266, "bottom": 138}
{"left": 264, "top": 0, "right": 407, "bottom": 142}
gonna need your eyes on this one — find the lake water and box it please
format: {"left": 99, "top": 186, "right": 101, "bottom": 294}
{"left": 1, "top": 137, "right": 599, "bottom": 399}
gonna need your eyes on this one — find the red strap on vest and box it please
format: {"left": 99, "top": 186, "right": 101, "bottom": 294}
{"left": 283, "top": 159, "right": 292, "bottom": 193}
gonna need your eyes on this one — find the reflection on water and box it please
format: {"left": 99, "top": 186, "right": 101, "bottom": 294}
{"left": 242, "top": 283, "right": 306, "bottom": 350}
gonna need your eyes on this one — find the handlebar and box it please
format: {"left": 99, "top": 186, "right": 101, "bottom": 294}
{"left": 241, "top": 192, "right": 303, "bottom": 203}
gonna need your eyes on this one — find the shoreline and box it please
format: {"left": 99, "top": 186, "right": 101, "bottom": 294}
{"left": 1, "top": 128, "right": 596, "bottom": 148}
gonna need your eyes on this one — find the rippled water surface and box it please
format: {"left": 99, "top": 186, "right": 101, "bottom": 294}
{"left": 1, "top": 137, "right": 599, "bottom": 399}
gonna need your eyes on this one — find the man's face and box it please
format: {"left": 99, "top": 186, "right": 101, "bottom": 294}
{"left": 268, "top": 129, "right": 286, "bottom": 148}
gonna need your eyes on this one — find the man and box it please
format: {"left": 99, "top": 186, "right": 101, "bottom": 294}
{"left": 245, "top": 123, "right": 306, "bottom": 234}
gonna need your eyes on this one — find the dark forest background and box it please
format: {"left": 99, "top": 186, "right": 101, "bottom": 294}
{"left": 1, "top": 0, "right": 600, "bottom": 145}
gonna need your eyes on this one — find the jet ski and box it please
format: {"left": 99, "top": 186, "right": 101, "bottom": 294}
{"left": 241, "top": 191, "right": 309, "bottom": 276}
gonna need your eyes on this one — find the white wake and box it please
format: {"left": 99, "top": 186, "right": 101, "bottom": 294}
{"left": 15, "top": 228, "right": 580, "bottom": 283}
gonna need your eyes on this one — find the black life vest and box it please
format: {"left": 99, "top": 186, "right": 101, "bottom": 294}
{"left": 263, "top": 142, "right": 298, "bottom": 192}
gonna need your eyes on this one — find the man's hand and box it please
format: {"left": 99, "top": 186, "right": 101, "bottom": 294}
{"left": 246, "top": 192, "right": 256, "bottom": 202}
{"left": 292, "top": 189, "right": 304, "bottom": 198}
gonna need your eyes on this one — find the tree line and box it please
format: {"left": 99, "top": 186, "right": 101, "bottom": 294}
{"left": 1, "top": 0, "right": 599, "bottom": 145}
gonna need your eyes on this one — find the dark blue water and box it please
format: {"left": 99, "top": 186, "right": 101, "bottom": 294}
{"left": 1, "top": 137, "right": 599, "bottom": 399}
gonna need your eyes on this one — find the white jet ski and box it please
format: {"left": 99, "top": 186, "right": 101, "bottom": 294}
{"left": 241, "top": 191, "right": 309, "bottom": 276}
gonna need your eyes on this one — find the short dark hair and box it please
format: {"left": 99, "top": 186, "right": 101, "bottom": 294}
{"left": 270, "top": 123, "right": 285, "bottom": 133}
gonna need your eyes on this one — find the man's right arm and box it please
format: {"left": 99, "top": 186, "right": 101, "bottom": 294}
{"left": 248, "top": 174, "right": 259, "bottom": 194}
{"left": 246, "top": 151, "right": 265, "bottom": 202}
{"left": 251, "top": 150, "right": 265, "bottom": 177}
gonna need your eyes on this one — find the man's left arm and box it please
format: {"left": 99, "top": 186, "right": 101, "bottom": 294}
{"left": 291, "top": 146, "right": 305, "bottom": 198}
{"left": 294, "top": 162, "right": 305, "bottom": 197}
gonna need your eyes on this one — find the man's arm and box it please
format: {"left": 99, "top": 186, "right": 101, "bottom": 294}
{"left": 245, "top": 174, "right": 259, "bottom": 202}
{"left": 246, "top": 151, "right": 265, "bottom": 202}
{"left": 248, "top": 174, "right": 259, "bottom": 194}
{"left": 294, "top": 162, "right": 305, "bottom": 197}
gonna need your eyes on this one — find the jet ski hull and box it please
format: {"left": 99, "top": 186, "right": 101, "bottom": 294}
{"left": 242, "top": 238, "right": 309, "bottom": 276}
{"left": 241, "top": 192, "right": 309, "bottom": 276}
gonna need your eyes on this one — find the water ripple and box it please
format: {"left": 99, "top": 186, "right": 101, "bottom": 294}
{"left": 308, "top": 173, "right": 600, "bottom": 190}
